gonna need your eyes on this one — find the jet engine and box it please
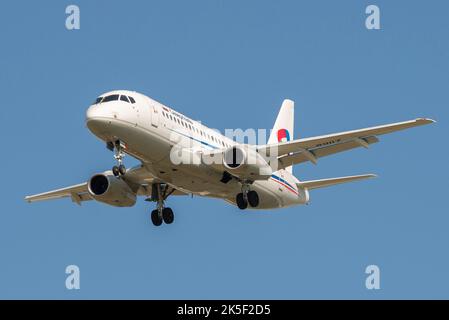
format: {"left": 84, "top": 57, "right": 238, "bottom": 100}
{"left": 222, "top": 146, "right": 272, "bottom": 180}
{"left": 88, "top": 174, "right": 136, "bottom": 207}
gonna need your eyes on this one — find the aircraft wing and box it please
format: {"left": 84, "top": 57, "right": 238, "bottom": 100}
{"left": 25, "top": 165, "right": 188, "bottom": 205}
{"left": 24, "top": 183, "right": 92, "bottom": 204}
{"left": 258, "top": 118, "right": 435, "bottom": 169}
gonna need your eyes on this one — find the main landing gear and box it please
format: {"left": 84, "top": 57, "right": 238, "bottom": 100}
{"left": 149, "top": 183, "right": 175, "bottom": 227}
{"left": 108, "top": 140, "right": 126, "bottom": 177}
{"left": 236, "top": 183, "right": 259, "bottom": 210}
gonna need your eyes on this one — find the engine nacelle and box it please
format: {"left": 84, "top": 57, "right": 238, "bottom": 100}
{"left": 88, "top": 174, "right": 136, "bottom": 207}
{"left": 222, "top": 146, "right": 272, "bottom": 180}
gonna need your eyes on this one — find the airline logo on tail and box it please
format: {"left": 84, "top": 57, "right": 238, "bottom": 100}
{"left": 277, "top": 129, "right": 290, "bottom": 143}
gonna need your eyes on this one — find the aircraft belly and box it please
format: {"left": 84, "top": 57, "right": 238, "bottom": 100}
{"left": 166, "top": 166, "right": 235, "bottom": 196}
{"left": 148, "top": 165, "right": 288, "bottom": 209}
{"left": 252, "top": 181, "right": 283, "bottom": 209}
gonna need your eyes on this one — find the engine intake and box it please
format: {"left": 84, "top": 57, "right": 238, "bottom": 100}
{"left": 224, "top": 147, "right": 245, "bottom": 169}
{"left": 89, "top": 175, "right": 109, "bottom": 195}
{"left": 222, "top": 145, "right": 272, "bottom": 180}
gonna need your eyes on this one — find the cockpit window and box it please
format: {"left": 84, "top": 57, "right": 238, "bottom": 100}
{"left": 93, "top": 97, "right": 103, "bottom": 104}
{"left": 102, "top": 94, "right": 120, "bottom": 103}
{"left": 120, "top": 95, "right": 130, "bottom": 103}
{"left": 93, "top": 94, "right": 135, "bottom": 105}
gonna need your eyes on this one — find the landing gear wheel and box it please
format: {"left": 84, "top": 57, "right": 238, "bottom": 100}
{"left": 247, "top": 191, "right": 259, "bottom": 208}
{"left": 118, "top": 164, "right": 126, "bottom": 176}
{"left": 111, "top": 140, "right": 126, "bottom": 177}
{"left": 236, "top": 193, "right": 248, "bottom": 210}
{"left": 112, "top": 166, "right": 120, "bottom": 177}
{"left": 162, "top": 207, "right": 174, "bottom": 224}
{"left": 151, "top": 210, "right": 163, "bottom": 226}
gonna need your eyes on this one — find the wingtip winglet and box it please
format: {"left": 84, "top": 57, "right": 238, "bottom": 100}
{"left": 416, "top": 118, "right": 436, "bottom": 124}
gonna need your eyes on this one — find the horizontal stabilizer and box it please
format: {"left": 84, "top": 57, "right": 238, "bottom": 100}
{"left": 297, "top": 174, "right": 377, "bottom": 190}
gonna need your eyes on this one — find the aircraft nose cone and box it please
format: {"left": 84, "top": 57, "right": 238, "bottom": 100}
{"left": 86, "top": 105, "right": 111, "bottom": 135}
{"left": 86, "top": 105, "right": 101, "bottom": 121}
{"left": 86, "top": 104, "right": 114, "bottom": 122}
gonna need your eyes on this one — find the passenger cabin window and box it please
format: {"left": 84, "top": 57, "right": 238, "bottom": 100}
{"left": 102, "top": 94, "right": 120, "bottom": 103}
{"left": 120, "top": 95, "right": 130, "bottom": 103}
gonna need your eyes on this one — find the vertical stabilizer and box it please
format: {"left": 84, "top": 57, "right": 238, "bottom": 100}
{"left": 268, "top": 99, "right": 295, "bottom": 173}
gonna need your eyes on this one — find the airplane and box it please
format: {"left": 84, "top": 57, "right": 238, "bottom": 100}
{"left": 25, "top": 90, "right": 435, "bottom": 226}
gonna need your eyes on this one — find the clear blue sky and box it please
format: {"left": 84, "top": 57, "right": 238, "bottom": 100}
{"left": 0, "top": 0, "right": 448, "bottom": 299}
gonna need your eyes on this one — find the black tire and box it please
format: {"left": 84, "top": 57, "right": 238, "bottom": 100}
{"left": 118, "top": 164, "right": 126, "bottom": 176}
{"left": 151, "top": 210, "right": 163, "bottom": 226}
{"left": 236, "top": 193, "right": 248, "bottom": 210}
{"left": 247, "top": 190, "right": 259, "bottom": 208}
{"left": 112, "top": 166, "right": 120, "bottom": 177}
{"left": 162, "top": 207, "right": 174, "bottom": 224}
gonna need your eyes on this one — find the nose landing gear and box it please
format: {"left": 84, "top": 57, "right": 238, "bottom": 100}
{"left": 109, "top": 140, "right": 126, "bottom": 177}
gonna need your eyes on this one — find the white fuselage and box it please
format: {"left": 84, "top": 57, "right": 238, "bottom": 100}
{"left": 86, "top": 90, "right": 309, "bottom": 209}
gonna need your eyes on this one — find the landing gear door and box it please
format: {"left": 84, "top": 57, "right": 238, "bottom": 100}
{"left": 151, "top": 105, "right": 159, "bottom": 128}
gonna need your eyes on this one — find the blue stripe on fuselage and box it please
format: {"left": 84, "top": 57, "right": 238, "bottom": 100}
{"left": 168, "top": 128, "right": 220, "bottom": 150}
{"left": 271, "top": 174, "right": 297, "bottom": 192}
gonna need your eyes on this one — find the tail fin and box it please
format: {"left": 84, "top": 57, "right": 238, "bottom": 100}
{"left": 268, "top": 99, "right": 295, "bottom": 173}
